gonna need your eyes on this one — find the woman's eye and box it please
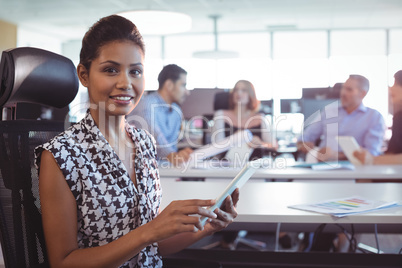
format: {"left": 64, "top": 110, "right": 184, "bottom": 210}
{"left": 130, "top": 69, "right": 142, "bottom": 77}
{"left": 104, "top": 67, "right": 118, "bottom": 73}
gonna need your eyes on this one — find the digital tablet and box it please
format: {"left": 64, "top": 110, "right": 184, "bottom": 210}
{"left": 336, "top": 136, "right": 362, "bottom": 166}
{"left": 199, "top": 158, "right": 264, "bottom": 227}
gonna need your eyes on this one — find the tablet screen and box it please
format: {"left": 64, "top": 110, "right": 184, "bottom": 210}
{"left": 336, "top": 136, "right": 361, "bottom": 165}
{"left": 199, "top": 158, "right": 264, "bottom": 227}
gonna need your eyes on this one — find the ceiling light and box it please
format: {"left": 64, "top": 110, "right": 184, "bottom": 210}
{"left": 117, "top": 10, "right": 192, "bottom": 35}
{"left": 193, "top": 15, "right": 239, "bottom": 59}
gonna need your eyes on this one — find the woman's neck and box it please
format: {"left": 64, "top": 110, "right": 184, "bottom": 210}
{"left": 90, "top": 109, "right": 126, "bottom": 148}
{"left": 234, "top": 104, "right": 251, "bottom": 118}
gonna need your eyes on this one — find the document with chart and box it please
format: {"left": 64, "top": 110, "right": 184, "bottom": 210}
{"left": 289, "top": 196, "right": 401, "bottom": 217}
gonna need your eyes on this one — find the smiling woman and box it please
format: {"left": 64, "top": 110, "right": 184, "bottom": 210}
{"left": 77, "top": 40, "right": 145, "bottom": 122}
{"left": 34, "top": 14, "right": 239, "bottom": 268}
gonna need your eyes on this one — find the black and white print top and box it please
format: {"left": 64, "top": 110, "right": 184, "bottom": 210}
{"left": 35, "top": 110, "right": 163, "bottom": 267}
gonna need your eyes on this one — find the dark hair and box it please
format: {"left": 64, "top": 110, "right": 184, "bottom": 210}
{"left": 394, "top": 70, "right": 402, "bottom": 86}
{"left": 228, "top": 80, "right": 260, "bottom": 112}
{"left": 79, "top": 15, "right": 145, "bottom": 71}
{"left": 157, "top": 64, "right": 187, "bottom": 90}
{"left": 349, "top": 74, "right": 370, "bottom": 92}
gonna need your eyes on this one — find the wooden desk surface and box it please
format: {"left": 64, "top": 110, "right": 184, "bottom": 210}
{"left": 160, "top": 180, "right": 402, "bottom": 230}
{"left": 158, "top": 162, "right": 402, "bottom": 180}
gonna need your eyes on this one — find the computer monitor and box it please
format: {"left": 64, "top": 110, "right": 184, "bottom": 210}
{"left": 259, "top": 99, "right": 273, "bottom": 115}
{"left": 280, "top": 99, "right": 302, "bottom": 114}
{"left": 181, "top": 88, "right": 228, "bottom": 120}
{"left": 302, "top": 84, "right": 342, "bottom": 99}
{"left": 301, "top": 98, "right": 338, "bottom": 120}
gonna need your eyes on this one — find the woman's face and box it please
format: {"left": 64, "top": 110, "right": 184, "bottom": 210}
{"left": 232, "top": 82, "right": 250, "bottom": 106}
{"left": 389, "top": 80, "right": 402, "bottom": 107}
{"left": 81, "top": 40, "right": 145, "bottom": 119}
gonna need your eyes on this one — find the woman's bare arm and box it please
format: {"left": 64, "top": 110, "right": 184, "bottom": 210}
{"left": 40, "top": 150, "right": 217, "bottom": 268}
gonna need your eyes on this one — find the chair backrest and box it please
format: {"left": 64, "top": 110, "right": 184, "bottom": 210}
{"left": 213, "top": 91, "right": 230, "bottom": 111}
{"left": 0, "top": 47, "right": 79, "bottom": 268}
{"left": 0, "top": 47, "right": 78, "bottom": 110}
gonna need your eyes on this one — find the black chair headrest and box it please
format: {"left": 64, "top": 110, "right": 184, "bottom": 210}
{"left": 213, "top": 91, "right": 230, "bottom": 111}
{"left": 0, "top": 47, "right": 79, "bottom": 108}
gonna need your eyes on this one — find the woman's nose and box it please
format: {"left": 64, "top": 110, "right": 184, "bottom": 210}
{"left": 117, "top": 72, "right": 133, "bottom": 90}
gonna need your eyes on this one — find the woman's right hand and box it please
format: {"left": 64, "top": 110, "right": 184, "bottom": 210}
{"left": 147, "top": 199, "right": 217, "bottom": 242}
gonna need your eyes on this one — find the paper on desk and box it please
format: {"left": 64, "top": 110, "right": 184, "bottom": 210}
{"left": 288, "top": 196, "right": 402, "bottom": 217}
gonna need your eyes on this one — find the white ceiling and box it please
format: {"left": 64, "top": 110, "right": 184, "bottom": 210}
{"left": 1, "top": 0, "right": 402, "bottom": 42}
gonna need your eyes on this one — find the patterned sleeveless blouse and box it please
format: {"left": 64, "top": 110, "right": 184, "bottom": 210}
{"left": 35, "top": 110, "right": 163, "bottom": 267}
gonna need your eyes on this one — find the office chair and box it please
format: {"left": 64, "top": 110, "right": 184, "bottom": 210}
{"left": 0, "top": 47, "right": 79, "bottom": 268}
{"left": 213, "top": 91, "right": 230, "bottom": 111}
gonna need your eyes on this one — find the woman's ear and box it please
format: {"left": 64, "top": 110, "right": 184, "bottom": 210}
{"left": 77, "top": 64, "right": 89, "bottom": 87}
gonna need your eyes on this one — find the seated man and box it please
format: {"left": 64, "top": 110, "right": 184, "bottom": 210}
{"left": 127, "top": 64, "right": 192, "bottom": 165}
{"left": 297, "top": 74, "right": 385, "bottom": 162}
{"left": 354, "top": 70, "right": 402, "bottom": 165}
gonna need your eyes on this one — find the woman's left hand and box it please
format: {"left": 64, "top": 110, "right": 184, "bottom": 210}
{"left": 204, "top": 188, "right": 240, "bottom": 233}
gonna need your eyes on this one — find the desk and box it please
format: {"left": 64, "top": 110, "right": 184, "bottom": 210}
{"left": 160, "top": 180, "right": 402, "bottom": 233}
{"left": 159, "top": 163, "right": 402, "bottom": 181}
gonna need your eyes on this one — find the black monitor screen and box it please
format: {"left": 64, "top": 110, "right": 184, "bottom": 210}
{"left": 301, "top": 99, "right": 338, "bottom": 120}
{"left": 302, "top": 85, "right": 341, "bottom": 99}
{"left": 259, "top": 99, "right": 274, "bottom": 115}
{"left": 181, "top": 88, "right": 228, "bottom": 120}
{"left": 280, "top": 99, "right": 302, "bottom": 114}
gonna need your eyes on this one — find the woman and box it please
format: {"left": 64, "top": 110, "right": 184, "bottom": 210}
{"left": 353, "top": 70, "right": 402, "bottom": 164}
{"left": 210, "top": 80, "right": 284, "bottom": 248}
{"left": 212, "top": 80, "right": 275, "bottom": 159}
{"left": 35, "top": 15, "right": 238, "bottom": 268}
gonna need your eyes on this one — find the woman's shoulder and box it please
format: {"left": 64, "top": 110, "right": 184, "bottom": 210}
{"left": 34, "top": 122, "right": 83, "bottom": 169}
{"left": 40, "top": 122, "right": 80, "bottom": 150}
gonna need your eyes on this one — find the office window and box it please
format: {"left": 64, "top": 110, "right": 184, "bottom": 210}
{"left": 164, "top": 34, "right": 216, "bottom": 89}
{"left": 219, "top": 32, "right": 270, "bottom": 58}
{"left": 17, "top": 27, "right": 62, "bottom": 54}
{"left": 164, "top": 32, "right": 272, "bottom": 95}
{"left": 164, "top": 34, "right": 215, "bottom": 59}
{"left": 272, "top": 31, "right": 329, "bottom": 119}
{"left": 388, "top": 30, "right": 402, "bottom": 86}
{"left": 142, "top": 36, "right": 162, "bottom": 59}
{"left": 158, "top": 58, "right": 217, "bottom": 89}
{"left": 216, "top": 58, "right": 272, "bottom": 100}
{"left": 271, "top": 58, "right": 330, "bottom": 99}
{"left": 273, "top": 31, "right": 328, "bottom": 59}
{"left": 144, "top": 58, "right": 164, "bottom": 91}
{"left": 389, "top": 29, "right": 402, "bottom": 54}
{"left": 330, "top": 30, "right": 386, "bottom": 56}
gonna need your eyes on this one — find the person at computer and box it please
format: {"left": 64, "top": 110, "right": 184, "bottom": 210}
{"left": 127, "top": 64, "right": 193, "bottom": 166}
{"left": 212, "top": 79, "right": 276, "bottom": 156}
{"left": 353, "top": 70, "right": 402, "bottom": 165}
{"left": 297, "top": 74, "right": 385, "bottom": 162}
{"left": 211, "top": 80, "right": 285, "bottom": 248}
{"left": 35, "top": 15, "right": 239, "bottom": 268}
